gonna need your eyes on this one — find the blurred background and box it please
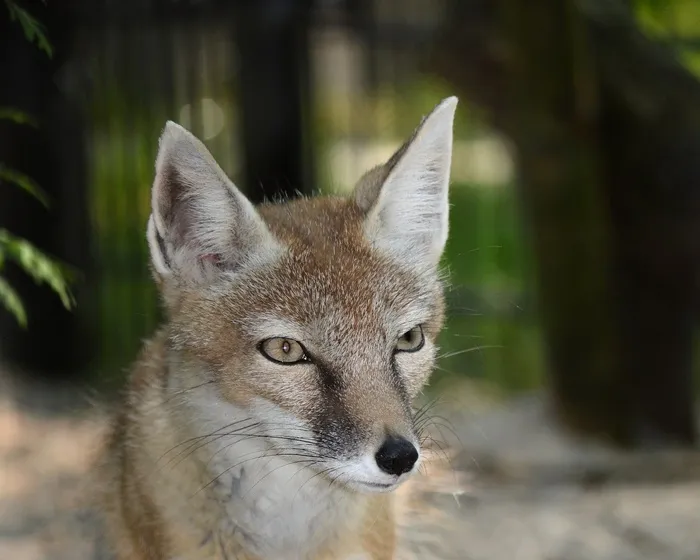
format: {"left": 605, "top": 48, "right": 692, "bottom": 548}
{"left": 2, "top": 0, "right": 700, "bottom": 558}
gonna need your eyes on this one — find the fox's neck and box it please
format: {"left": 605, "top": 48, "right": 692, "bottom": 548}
{"left": 162, "top": 362, "right": 369, "bottom": 559}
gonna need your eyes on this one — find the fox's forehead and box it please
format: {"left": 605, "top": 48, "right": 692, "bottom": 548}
{"left": 236, "top": 257, "right": 436, "bottom": 341}
{"left": 213, "top": 197, "right": 442, "bottom": 339}
{"left": 257, "top": 195, "right": 366, "bottom": 250}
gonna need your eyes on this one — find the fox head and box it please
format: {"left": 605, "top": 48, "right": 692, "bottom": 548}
{"left": 146, "top": 97, "right": 457, "bottom": 493}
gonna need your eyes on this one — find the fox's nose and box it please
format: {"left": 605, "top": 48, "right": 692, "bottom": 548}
{"left": 375, "top": 435, "right": 418, "bottom": 476}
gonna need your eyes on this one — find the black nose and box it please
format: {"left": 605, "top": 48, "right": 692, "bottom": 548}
{"left": 375, "top": 436, "right": 418, "bottom": 476}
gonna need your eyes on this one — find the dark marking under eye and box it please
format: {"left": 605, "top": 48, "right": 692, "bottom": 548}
{"left": 314, "top": 359, "right": 345, "bottom": 394}
{"left": 308, "top": 360, "right": 355, "bottom": 452}
{"left": 390, "top": 355, "right": 411, "bottom": 407}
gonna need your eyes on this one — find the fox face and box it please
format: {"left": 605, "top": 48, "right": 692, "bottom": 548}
{"left": 146, "top": 98, "right": 457, "bottom": 493}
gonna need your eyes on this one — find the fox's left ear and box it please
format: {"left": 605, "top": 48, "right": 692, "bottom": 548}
{"left": 354, "top": 96, "right": 457, "bottom": 268}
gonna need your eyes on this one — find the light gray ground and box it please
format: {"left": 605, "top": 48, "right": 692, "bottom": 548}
{"left": 1, "top": 375, "right": 699, "bottom": 560}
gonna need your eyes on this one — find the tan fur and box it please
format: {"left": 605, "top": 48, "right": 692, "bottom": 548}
{"left": 94, "top": 98, "right": 457, "bottom": 559}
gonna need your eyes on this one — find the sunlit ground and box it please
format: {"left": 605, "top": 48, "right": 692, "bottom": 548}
{"left": 1, "top": 371, "right": 699, "bottom": 560}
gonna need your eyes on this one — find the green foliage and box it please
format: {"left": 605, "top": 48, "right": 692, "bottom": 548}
{"left": 0, "top": 0, "right": 76, "bottom": 328}
{"left": 0, "top": 275, "right": 25, "bottom": 326}
{"left": 5, "top": 0, "right": 52, "bottom": 58}
{"left": 0, "top": 230, "right": 75, "bottom": 327}
{"left": 633, "top": 0, "right": 700, "bottom": 77}
{"left": 434, "top": 184, "right": 544, "bottom": 394}
{"left": 0, "top": 107, "right": 38, "bottom": 127}
{"left": 0, "top": 163, "right": 49, "bottom": 207}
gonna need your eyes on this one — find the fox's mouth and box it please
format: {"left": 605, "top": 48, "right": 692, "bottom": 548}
{"left": 336, "top": 464, "right": 417, "bottom": 494}
{"left": 357, "top": 481, "right": 393, "bottom": 489}
{"left": 319, "top": 437, "right": 421, "bottom": 494}
{"left": 347, "top": 479, "right": 398, "bottom": 493}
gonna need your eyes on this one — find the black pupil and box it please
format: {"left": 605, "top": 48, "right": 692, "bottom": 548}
{"left": 282, "top": 340, "right": 291, "bottom": 353}
{"left": 404, "top": 330, "right": 413, "bottom": 342}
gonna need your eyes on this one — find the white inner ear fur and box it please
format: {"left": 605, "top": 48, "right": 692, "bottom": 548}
{"left": 147, "top": 121, "right": 280, "bottom": 284}
{"left": 362, "top": 96, "right": 457, "bottom": 268}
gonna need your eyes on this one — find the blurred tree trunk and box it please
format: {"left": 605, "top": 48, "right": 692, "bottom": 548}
{"left": 431, "top": 0, "right": 700, "bottom": 446}
{"left": 0, "top": 3, "right": 94, "bottom": 382}
{"left": 232, "top": 0, "right": 314, "bottom": 204}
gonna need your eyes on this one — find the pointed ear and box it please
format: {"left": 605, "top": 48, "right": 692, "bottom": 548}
{"left": 354, "top": 97, "right": 457, "bottom": 268}
{"left": 147, "top": 121, "right": 280, "bottom": 285}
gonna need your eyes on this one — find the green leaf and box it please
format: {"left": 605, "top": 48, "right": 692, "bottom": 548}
{"left": 0, "top": 274, "right": 27, "bottom": 328}
{"left": 0, "top": 229, "right": 76, "bottom": 312}
{"left": 5, "top": 1, "right": 53, "bottom": 58}
{"left": 0, "top": 163, "right": 49, "bottom": 207}
{"left": 0, "top": 107, "right": 38, "bottom": 127}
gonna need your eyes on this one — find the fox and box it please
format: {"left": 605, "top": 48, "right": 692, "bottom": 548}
{"left": 95, "top": 96, "right": 458, "bottom": 560}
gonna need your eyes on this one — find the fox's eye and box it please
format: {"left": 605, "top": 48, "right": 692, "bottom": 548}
{"left": 395, "top": 325, "right": 425, "bottom": 353}
{"left": 259, "top": 338, "right": 309, "bottom": 365}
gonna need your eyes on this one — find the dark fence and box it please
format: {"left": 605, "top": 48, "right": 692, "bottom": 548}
{"left": 2, "top": 0, "right": 495, "bottom": 388}
{"left": 3, "top": 0, "right": 698, "bottom": 393}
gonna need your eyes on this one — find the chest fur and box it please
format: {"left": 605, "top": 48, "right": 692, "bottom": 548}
{"left": 208, "top": 440, "right": 363, "bottom": 559}
{"left": 174, "top": 391, "right": 370, "bottom": 559}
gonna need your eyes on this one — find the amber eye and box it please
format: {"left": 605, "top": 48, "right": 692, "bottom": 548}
{"left": 395, "top": 325, "right": 425, "bottom": 353}
{"left": 259, "top": 338, "right": 309, "bottom": 365}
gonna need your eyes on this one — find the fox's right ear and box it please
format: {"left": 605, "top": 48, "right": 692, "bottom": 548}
{"left": 147, "top": 122, "right": 281, "bottom": 286}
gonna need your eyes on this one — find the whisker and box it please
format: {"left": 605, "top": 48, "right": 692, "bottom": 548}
{"left": 194, "top": 451, "right": 327, "bottom": 496}
{"left": 158, "top": 418, "right": 259, "bottom": 463}
{"left": 244, "top": 457, "right": 327, "bottom": 498}
{"left": 162, "top": 420, "right": 333, "bottom": 470}
{"left": 159, "top": 420, "right": 263, "bottom": 469}
{"left": 438, "top": 345, "right": 504, "bottom": 359}
{"left": 421, "top": 417, "right": 463, "bottom": 448}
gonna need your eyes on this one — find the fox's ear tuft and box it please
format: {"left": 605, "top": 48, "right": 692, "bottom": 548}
{"left": 147, "top": 121, "right": 280, "bottom": 285}
{"left": 354, "top": 96, "right": 457, "bottom": 268}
